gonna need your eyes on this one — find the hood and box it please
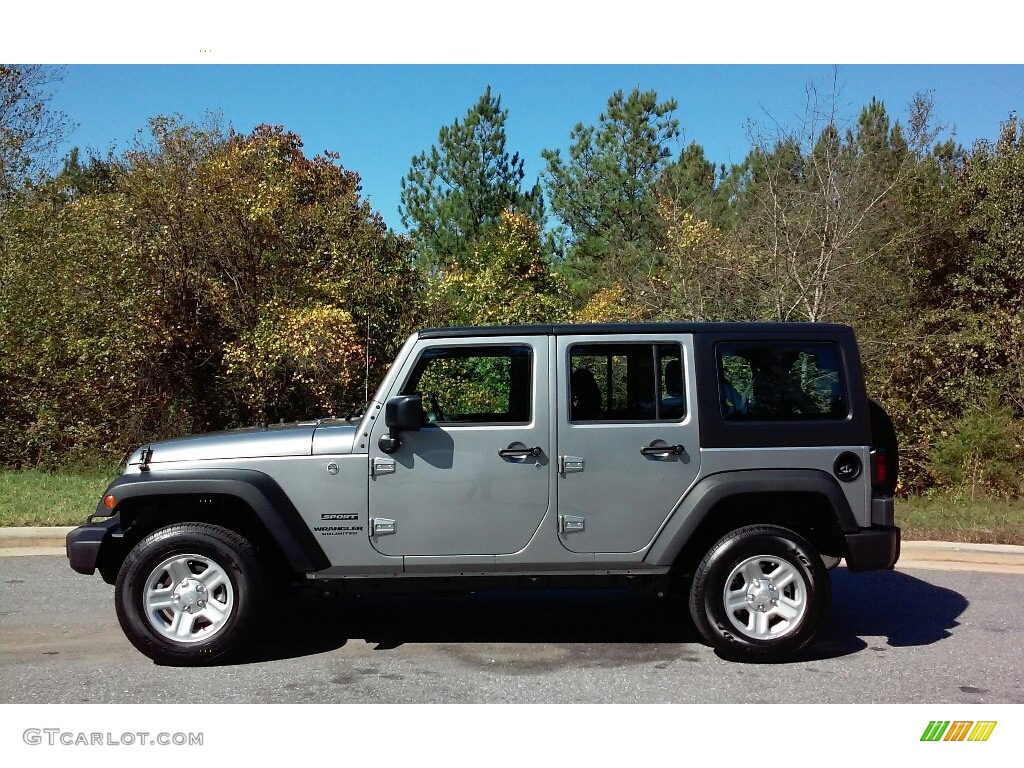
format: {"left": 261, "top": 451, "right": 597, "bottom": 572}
{"left": 127, "top": 422, "right": 323, "bottom": 465}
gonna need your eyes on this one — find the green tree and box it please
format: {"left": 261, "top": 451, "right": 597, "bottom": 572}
{"left": 54, "top": 146, "right": 117, "bottom": 201}
{"left": 902, "top": 115, "right": 1024, "bottom": 418}
{"left": 656, "top": 141, "right": 735, "bottom": 231}
{"left": 399, "top": 86, "right": 541, "bottom": 270}
{"left": 542, "top": 87, "right": 680, "bottom": 286}
{"left": 945, "top": 116, "right": 1024, "bottom": 319}
{"left": 870, "top": 116, "right": 1024, "bottom": 495}
{"left": 0, "top": 190, "right": 152, "bottom": 466}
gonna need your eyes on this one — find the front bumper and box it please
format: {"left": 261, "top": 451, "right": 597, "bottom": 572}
{"left": 841, "top": 524, "right": 901, "bottom": 572}
{"left": 66, "top": 516, "right": 120, "bottom": 576}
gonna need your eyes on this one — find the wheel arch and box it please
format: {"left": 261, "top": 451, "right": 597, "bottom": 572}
{"left": 646, "top": 469, "right": 858, "bottom": 574}
{"left": 95, "top": 469, "right": 329, "bottom": 582}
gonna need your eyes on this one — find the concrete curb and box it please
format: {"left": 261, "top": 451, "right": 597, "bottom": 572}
{"left": 0, "top": 526, "right": 75, "bottom": 547}
{"left": 1, "top": 526, "right": 1023, "bottom": 572}
{"left": 897, "top": 540, "right": 1024, "bottom": 574}
{"left": 0, "top": 527, "right": 75, "bottom": 559}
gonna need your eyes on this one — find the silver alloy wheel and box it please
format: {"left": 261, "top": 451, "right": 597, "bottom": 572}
{"left": 142, "top": 553, "right": 235, "bottom": 644}
{"left": 722, "top": 555, "right": 808, "bottom": 640}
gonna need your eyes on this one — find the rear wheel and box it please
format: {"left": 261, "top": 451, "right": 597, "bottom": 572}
{"left": 115, "top": 523, "right": 263, "bottom": 665}
{"left": 689, "top": 525, "right": 830, "bottom": 662}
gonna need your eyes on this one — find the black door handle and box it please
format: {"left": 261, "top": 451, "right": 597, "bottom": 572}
{"left": 499, "top": 446, "right": 543, "bottom": 458}
{"left": 641, "top": 443, "right": 685, "bottom": 456}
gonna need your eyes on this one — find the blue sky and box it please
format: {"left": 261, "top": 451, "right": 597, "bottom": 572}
{"left": 49, "top": 65, "right": 1023, "bottom": 232}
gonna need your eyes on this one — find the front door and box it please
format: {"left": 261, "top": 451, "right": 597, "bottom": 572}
{"left": 556, "top": 335, "right": 701, "bottom": 554}
{"left": 367, "top": 336, "right": 551, "bottom": 557}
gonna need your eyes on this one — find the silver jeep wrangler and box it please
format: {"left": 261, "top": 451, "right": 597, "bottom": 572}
{"left": 67, "top": 322, "right": 900, "bottom": 665}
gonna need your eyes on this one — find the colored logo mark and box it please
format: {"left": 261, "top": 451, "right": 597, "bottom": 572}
{"left": 921, "top": 721, "right": 997, "bottom": 742}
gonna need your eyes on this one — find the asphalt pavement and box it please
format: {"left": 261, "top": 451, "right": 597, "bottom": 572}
{"left": 1, "top": 555, "right": 1022, "bottom": 703}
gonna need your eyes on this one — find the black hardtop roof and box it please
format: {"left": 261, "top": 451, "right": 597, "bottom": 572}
{"left": 418, "top": 322, "right": 854, "bottom": 339}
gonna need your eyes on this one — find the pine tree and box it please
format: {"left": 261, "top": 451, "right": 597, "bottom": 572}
{"left": 399, "top": 86, "right": 541, "bottom": 270}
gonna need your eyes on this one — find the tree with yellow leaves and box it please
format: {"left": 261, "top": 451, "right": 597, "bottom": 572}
{"left": 423, "top": 211, "right": 570, "bottom": 327}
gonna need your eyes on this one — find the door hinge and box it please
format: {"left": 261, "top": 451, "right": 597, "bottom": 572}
{"left": 559, "top": 515, "right": 585, "bottom": 533}
{"left": 371, "top": 457, "right": 396, "bottom": 476}
{"left": 371, "top": 518, "right": 397, "bottom": 536}
{"left": 558, "top": 455, "right": 585, "bottom": 474}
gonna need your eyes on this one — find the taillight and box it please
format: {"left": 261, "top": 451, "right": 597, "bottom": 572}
{"left": 871, "top": 449, "right": 888, "bottom": 490}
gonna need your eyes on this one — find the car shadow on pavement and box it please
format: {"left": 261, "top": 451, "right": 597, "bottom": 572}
{"left": 237, "top": 569, "right": 969, "bottom": 666}
{"left": 240, "top": 588, "right": 702, "bottom": 665}
{"left": 798, "top": 568, "right": 969, "bottom": 662}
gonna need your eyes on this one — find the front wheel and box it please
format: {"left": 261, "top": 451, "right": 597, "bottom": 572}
{"left": 689, "top": 525, "right": 830, "bottom": 662}
{"left": 115, "top": 523, "right": 263, "bottom": 665}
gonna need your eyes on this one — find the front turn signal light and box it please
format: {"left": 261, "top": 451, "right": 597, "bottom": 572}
{"left": 103, "top": 494, "right": 117, "bottom": 510}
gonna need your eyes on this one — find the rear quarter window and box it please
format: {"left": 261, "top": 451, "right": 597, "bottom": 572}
{"left": 717, "top": 342, "right": 848, "bottom": 421}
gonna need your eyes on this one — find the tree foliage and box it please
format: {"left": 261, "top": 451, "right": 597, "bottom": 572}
{"left": 0, "top": 65, "right": 73, "bottom": 198}
{"left": 0, "top": 192, "right": 148, "bottom": 465}
{"left": 0, "top": 114, "right": 416, "bottom": 464}
{"left": 734, "top": 91, "right": 937, "bottom": 324}
{"left": 400, "top": 87, "right": 541, "bottom": 270}
{"left": 879, "top": 115, "right": 1024, "bottom": 494}
{"left": 542, "top": 87, "right": 680, "bottom": 286}
{"left": 656, "top": 142, "right": 735, "bottom": 230}
{"left": 3, "top": 77, "right": 1024, "bottom": 499}
{"left": 112, "top": 116, "right": 416, "bottom": 427}
{"left": 422, "top": 211, "right": 569, "bottom": 327}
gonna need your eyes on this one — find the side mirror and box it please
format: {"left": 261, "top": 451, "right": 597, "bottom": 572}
{"left": 385, "top": 394, "right": 423, "bottom": 431}
{"left": 378, "top": 394, "right": 423, "bottom": 454}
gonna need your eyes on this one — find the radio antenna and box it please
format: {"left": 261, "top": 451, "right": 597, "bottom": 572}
{"left": 364, "top": 314, "right": 371, "bottom": 402}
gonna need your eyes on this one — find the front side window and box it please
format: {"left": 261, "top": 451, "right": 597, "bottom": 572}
{"left": 569, "top": 343, "right": 685, "bottom": 422}
{"left": 717, "top": 342, "right": 848, "bottom": 421}
{"left": 401, "top": 345, "right": 532, "bottom": 425}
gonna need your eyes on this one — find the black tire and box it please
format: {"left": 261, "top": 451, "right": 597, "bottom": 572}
{"left": 115, "top": 523, "right": 263, "bottom": 666}
{"left": 689, "top": 525, "right": 831, "bottom": 663}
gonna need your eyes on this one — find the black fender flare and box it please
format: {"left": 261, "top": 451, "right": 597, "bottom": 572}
{"left": 644, "top": 469, "right": 859, "bottom": 567}
{"left": 101, "top": 468, "right": 330, "bottom": 573}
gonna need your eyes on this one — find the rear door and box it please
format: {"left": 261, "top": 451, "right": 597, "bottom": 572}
{"left": 555, "top": 334, "right": 700, "bottom": 554}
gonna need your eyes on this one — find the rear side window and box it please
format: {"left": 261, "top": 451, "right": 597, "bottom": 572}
{"left": 717, "top": 342, "right": 848, "bottom": 421}
{"left": 569, "top": 343, "right": 685, "bottom": 422}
